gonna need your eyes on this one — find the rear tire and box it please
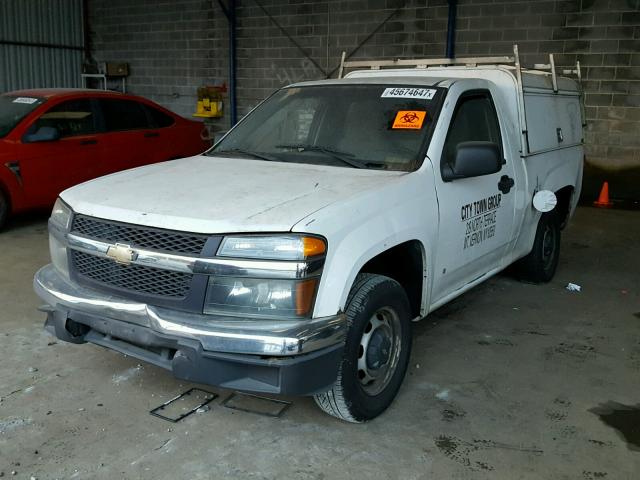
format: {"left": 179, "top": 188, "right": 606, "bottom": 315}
{"left": 0, "top": 190, "right": 8, "bottom": 232}
{"left": 516, "top": 212, "right": 561, "bottom": 283}
{"left": 313, "top": 273, "right": 412, "bottom": 423}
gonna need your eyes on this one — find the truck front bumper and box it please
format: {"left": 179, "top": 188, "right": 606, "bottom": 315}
{"left": 34, "top": 264, "right": 346, "bottom": 395}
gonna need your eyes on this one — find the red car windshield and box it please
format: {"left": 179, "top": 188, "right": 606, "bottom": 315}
{"left": 0, "top": 95, "right": 46, "bottom": 138}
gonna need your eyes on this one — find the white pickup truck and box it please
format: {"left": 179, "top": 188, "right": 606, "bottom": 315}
{"left": 34, "top": 49, "right": 584, "bottom": 422}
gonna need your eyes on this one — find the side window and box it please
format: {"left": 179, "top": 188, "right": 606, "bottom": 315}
{"left": 442, "top": 92, "right": 502, "bottom": 167}
{"left": 145, "top": 105, "right": 175, "bottom": 128}
{"left": 31, "top": 99, "right": 96, "bottom": 138}
{"left": 99, "top": 99, "right": 150, "bottom": 132}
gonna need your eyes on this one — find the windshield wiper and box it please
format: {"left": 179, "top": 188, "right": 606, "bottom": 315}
{"left": 275, "top": 144, "right": 367, "bottom": 169}
{"left": 211, "top": 148, "right": 277, "bottom": 162}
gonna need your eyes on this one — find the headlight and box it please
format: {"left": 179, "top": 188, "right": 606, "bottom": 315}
{"left": 49, "top": 198, "right": 72, "bottom": 279}
{"left": 218, "top": 235, "right": 326, "bottom": 260}
{"left": 204, "top": 276, "right": 318, "bottom": 319}
{"left": 50, "top": 198, "right": 73, "bottom": 231}
{"left": 207, "top": 234, "right": 326, "bottom": 318}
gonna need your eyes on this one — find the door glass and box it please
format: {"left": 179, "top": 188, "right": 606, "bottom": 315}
{"left": 145, "top": 105, "right": 175, "bottom": 128}
{"left": 442, "top": 94, "right": 501, "bottom": 166}
{"left": 31, "top": 99, "right": 96, "bottom": 138}
{"left": 99, "top": 99, "right": 150, "bottom": 131}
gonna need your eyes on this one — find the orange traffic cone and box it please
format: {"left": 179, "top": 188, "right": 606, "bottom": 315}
{"left": 593, "top": 181, "right": 613, "bottom": 208}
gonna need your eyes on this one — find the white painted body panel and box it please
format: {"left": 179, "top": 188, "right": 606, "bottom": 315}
{"left": 60, "top": 65, "right": 583, "bottom": 320}
{"left": 60, "top": 155, "right": 404, "bottom": 234}
{"left": 347, "top": 68, "right": 582, "bottom": 263}
{"left": 423, "top": 78, "right": 520, "bottom": 304}
{"left": 292, "top": 169, "right": 437, "bottom": 317}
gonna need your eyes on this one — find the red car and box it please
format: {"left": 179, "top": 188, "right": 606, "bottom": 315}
{"left": 0, "top": 89, "right": 212, "bottom": 229}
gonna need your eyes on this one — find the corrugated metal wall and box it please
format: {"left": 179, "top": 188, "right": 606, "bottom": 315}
{"left": 0, "top": 0, "right": 84, "bottom": 92}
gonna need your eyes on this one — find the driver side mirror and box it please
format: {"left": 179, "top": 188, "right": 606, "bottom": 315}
{"left": 22, "top": 126, "right": 61, "bottom": 143}
{"left": 442, "top": 141, "right": 502, "bottom": 182}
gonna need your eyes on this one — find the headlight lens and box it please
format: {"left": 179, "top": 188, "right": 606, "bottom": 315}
{"left": 218, "top": 235, "right": 326, "bottom": 260}
{"left": 209, "top": 235, "right": 325, "bottom": 318}
{"left": 50, "top": 198, "right": 72, "bottom": 231}
{"left": 204, "top": 277, "right": 318, "bottom": 318}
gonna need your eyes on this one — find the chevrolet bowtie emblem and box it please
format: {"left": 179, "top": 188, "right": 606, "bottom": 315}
{"left": 106, "top": 243, "right": 137, "bottom": 265}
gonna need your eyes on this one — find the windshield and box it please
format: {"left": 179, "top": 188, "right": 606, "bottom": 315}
{"left": 0, "top": 95, "right": 46, "bottom": 138}
{"left": 209, "top": 84, "right": 444, "bottom": 171}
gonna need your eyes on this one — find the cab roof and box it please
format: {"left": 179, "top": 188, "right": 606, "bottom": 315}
{"left": 2, "top": 88, "right": 126, "bottom": 99}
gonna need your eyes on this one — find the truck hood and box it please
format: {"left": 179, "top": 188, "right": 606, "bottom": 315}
{"left": 61, "top": 155, "right": 405, "bottom": 234}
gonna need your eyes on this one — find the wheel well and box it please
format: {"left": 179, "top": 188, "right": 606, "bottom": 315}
{"left": 555, "top": 186, "right": 574, "bottom": 229}
{"left": 359, "top": 240, "right": 424, "bottom": 318}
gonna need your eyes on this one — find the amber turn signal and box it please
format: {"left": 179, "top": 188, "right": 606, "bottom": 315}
{"left": 295, "top": 278, "right": 318, "bottom": 316}
{"left": 302, "top": 237, "right": 326, "bottom": 258}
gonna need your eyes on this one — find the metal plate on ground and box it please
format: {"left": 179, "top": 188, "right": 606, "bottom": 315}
{"left": 150, "top": 388, "right": 217, "bottom": 423}
{"left": 221, "top": 392, "right": 291, "bottom": 418}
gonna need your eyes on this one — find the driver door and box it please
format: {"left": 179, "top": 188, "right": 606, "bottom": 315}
{"left": 430, "top": 88, "right": 517, "bottom": 303}
{"left": 19, "top": 98, "right": 102, "bottom": 207}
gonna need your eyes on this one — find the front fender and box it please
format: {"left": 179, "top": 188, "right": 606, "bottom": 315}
{"left": 293, "top": 171, "right": 438, "bottom": 318}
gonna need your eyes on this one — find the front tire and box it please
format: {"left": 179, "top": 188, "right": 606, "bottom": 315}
{"left": 516, "top": 212, "right": 561, "bottom": 283}
{"left": 314, "top": 274, "right": 412, "bottom": 423}
{"left": 0, "top": 190, "right": 8, "bottom": 231}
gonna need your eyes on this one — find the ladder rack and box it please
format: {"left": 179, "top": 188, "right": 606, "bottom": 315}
{"left": 337, "top": 44, "right": 583, "bottom": 157}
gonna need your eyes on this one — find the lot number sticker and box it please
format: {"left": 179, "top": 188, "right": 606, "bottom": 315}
{"left": 392, "top": 111, "right": 427, "bottom": 129}
{"left": 12, "top": 97, "right": 39, "bottom": 104}
{"left": 381, "top": 87, "right": 436, "bottom": 100}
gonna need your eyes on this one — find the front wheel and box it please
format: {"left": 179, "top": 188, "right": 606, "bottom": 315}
{"left": 313, "top": 274, "right": 412, "bottom": 423}
{"left": 515, "top": 212, "right": 561, "bottom": 283}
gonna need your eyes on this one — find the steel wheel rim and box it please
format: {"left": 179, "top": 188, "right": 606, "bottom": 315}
{"left": 357, "top": 306, "right": 402, "bottom": 396}
{"left": 541, "top": 223, "right": 556, "bottom": 270}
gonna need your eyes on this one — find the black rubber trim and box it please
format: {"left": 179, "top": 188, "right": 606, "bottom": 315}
{"left": 45, "top": 308, "right": 343, "bottom": 396}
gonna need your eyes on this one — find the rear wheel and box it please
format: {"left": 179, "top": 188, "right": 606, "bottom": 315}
{"left": 313, "top": 274, "right": 412, "bottom": 423}
{"left": 516, "top": 212, "right": 561, "bottom": 283}
{"left": 0, "top": 190, "right": 8, "bottom": 231}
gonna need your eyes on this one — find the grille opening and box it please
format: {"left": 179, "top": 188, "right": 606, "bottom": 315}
{"left": 72, "top": 250, "right": 192, "bottom": 299}
{"left": 72, "top": 215, "right": 208, "bottom": 255}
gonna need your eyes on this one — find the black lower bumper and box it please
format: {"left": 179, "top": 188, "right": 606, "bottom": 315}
{"left": 45, "top": 308, "right": 343, "bottom": 396}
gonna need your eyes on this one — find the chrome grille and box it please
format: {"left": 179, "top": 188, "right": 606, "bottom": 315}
{"left": 72, "top": 215, "right": 208, "bottom": 255}
{"left": 72, "top": 250, "right": 192, "bottom": 298}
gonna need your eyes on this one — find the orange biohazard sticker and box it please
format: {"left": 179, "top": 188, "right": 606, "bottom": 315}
{"left": 392, "top": 111, "right": 427, "bottom": 129}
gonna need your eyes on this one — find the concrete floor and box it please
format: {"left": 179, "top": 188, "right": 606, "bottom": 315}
{"left": 1, "top": 207, "right": 639, "bottom": 479}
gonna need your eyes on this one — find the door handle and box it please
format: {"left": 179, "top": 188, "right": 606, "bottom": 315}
{"left": 144, "top": 132, "right": 160, "bottom": 138}
{"left": 80, "top": 139, "right": 98, "bottom": 145}
{"left": 498, "top": 175, "right": 515, "bottom": 194}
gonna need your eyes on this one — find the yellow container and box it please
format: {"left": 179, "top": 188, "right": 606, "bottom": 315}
{"left": 194, "top": 86, "right": 224, "bottom": 118}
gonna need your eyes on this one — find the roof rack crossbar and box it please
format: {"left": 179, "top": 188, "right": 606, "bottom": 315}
{"left": 340, "top": 55, "right": 515, "bottom": 73}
